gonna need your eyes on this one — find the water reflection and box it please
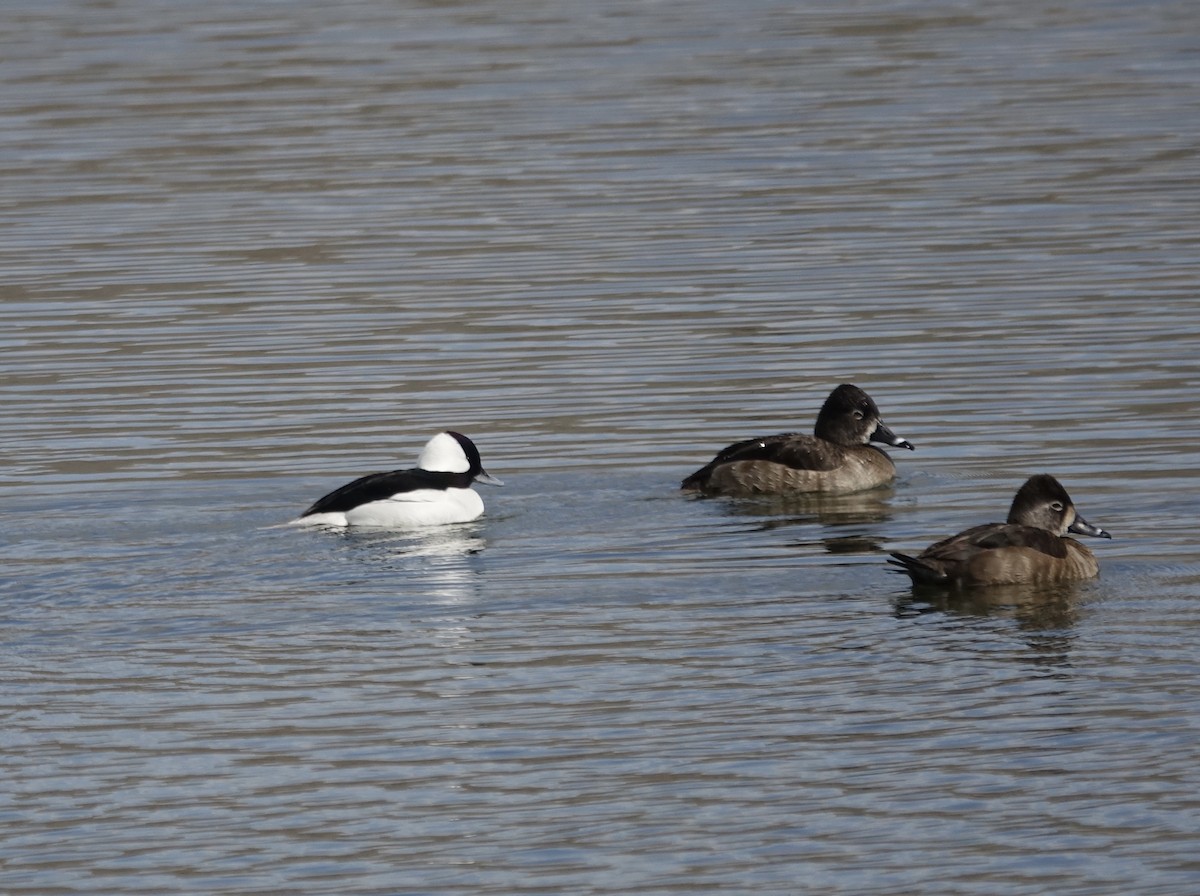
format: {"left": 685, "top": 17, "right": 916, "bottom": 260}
{"left": 820, "top": 534, "right": 887, "bottom": 556}
{"left": 895, "top": 582, "right": 1085, "bottom": 670}
{"left": 704, "top": 487, "right": 897, "bottom": 527}
{"left": 897, "top": 581, "right": 1086, "bottom": 667}
{"left": 696, "top": 488, "right": 897, "bottom": 556}
{"left": 897, "top": 581, "right": 1084, "bottom": 629}
{"left": 334, "top": 526, "right": 487, "bottom": 559}
{"left": 330, "top": 525, "right": 487, "bottom": 606}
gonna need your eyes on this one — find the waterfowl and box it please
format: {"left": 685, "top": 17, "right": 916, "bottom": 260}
{"left": 290, "top": 431, "right": 502, "bottom": 528}
{"left": 680, "top": 383, "right": 914, "bottom": 496}
{"left": 888, "top": 474, "right": 1111, "bottom": 588}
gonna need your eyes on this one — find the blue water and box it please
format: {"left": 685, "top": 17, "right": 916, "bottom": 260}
{"left": 2, "top": 1, "right": 1199, "bottom": 893}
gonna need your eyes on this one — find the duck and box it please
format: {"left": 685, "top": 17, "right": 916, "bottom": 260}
{"left": 680, "top": 383, "right": 914, "bottom": 496}
{"left": 290, "top": 431, "right": 502, "bottom": 528}
{"left": 888, "top": 474, "right": 1111, "bottom": 587}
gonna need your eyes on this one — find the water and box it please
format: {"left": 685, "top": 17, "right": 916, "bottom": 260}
{"left": 3, "top": 1, "right": 1200, "bottom": 893}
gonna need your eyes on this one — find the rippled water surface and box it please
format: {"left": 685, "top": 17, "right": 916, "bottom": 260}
{"left": 3, "top": 1, "right": 1200, "bottom": 893}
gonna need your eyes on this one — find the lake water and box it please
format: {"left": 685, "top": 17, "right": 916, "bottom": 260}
{"left": 2, "top": 1, "right": 1199, "bottom": 893}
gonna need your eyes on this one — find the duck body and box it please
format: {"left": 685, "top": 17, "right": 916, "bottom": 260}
{"left": 889, "top": 474, "right": 1111, "bottom": 588}
{"left": 685, "top": 435, "right": 899, "bottom": 495}
{"left": 681, "top": 384, "right": 913, "bottom": 496}
{"left": 291, "top": 431, "right": 501, "bottom": 529}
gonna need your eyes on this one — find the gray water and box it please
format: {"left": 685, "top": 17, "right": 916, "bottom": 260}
{"left": 3, "top": 1, "right": 1200, "bottom": 893}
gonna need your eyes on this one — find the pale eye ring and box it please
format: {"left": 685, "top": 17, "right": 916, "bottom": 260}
{"left": 852, "top": 410, "right": 864, "bottom": 420}
{"left": 1050, "top": 501, "right": 1064, "bottom": 512}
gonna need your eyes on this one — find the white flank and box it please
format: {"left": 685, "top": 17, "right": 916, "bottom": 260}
{"left": 287, "top": 486, "right": 484, "bottom": 528}
{"left": 344, "top": 488, "right": 484, "bottom": 527}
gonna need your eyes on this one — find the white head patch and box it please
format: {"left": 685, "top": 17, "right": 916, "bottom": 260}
{"left": 416, "top": 432, "right": 470, "bottom": 473}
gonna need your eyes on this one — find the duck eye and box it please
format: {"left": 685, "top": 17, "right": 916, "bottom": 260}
{"left": 852, "top": 410, "right": 865, "bottom": 420}
{"left": 1050, "top": 501, "right": 1064, "bottom": 512}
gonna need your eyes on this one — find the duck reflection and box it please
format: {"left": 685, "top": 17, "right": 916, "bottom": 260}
{"left": 895, "top": 581, "right": 1084, "bottom": 669}
{"left": 338, "top": 525, "right": 487, "bottom": 605}
{"left": 339, "top": 525, "right": 485, "bottom": 557}
{"left": 716, "top": 487, "right": 897, "bottom": 555}
{"left": 717, "top": 486, "right": 897, "bottom": 526}
{"left": 898, "top": 581, "right": 1082, "bottom": 629}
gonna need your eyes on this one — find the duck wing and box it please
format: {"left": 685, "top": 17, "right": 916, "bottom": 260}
{"left": 681, "top": 433, "right": 843, "bottom": 490}
{"left": 707, "top": 433, "right": 843, "bottom": 470}
{"left": 900, "top": 522, "right": 1070, "bottom": 566}
{"left": 970, "top": 523, "right": 1069, "bottom": 558}
{"left": 890, "top": 523, "right": 1072, "bottom": 586}
{"left": 888, "top": 523, "right": 1010, "bottom": 585}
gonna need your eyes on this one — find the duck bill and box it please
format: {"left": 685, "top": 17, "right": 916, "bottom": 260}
{"left": 870, "top": 421, "right": 914, "bottom": 451}
{"left": 474, "top": 470, "right": 504, "bottom": 487}
{"left": 1068, "top": 514, "right": 1111, "bottom": 539}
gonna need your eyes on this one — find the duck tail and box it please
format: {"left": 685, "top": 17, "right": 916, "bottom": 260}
{"left": 680, "top": 465, "right": 713, "bottom": 492}
{"left": 887, "top": 552, "right": 948, "bottom": 586}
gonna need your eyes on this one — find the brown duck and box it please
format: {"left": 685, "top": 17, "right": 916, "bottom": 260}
{"left": 889, "top": 474, "right": 1111, "bottom": 587}
{"left": 681, "top": 384, "right": 914, "bottom": 496}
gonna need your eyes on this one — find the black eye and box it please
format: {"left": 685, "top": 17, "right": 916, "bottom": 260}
{"left": 852, "top": 410, "right": 864, "bottom": 420}
{"left": 1050, "top": 501, "right": 1064, "bottom": 512}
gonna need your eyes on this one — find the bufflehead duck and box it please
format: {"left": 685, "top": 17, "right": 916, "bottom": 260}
{"left": 681, "top": 383, "right": 914, "bottom": 496}
{"left": 888, "top": 474, "right": 1111, "bottom": 587}
{"left": 291, "top": 431, "right": 502, "bottom": 528}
